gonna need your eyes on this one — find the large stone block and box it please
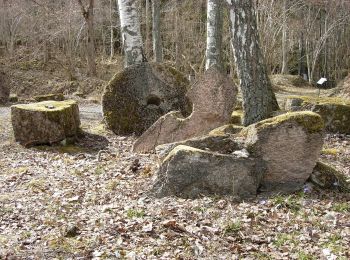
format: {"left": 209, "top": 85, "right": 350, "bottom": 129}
{"left": 244, "top": 111, "right": 324, "bottom": 193}
{"left": 152, "top": 145, "right": 260, "bottom": 199}
{"left": 151, "top": 111, "right": 325, "bottom": 198}
{"left": 11, "top": 100, "right": 80, "bottom": 146}
{"left": 133, "top": 67, "right": 237, "bottom": 152}
{"left": 102, "top": 62, "right": 191, "bottom": 135}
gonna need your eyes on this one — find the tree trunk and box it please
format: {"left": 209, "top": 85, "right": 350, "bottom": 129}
{"left": 145, "top": 0, "right": 151, "bottom": 57}
{"left": 77, "top": 0, "right": 97, "bottom": 76}
{"left": 118, "top": 0, "right": 145, "bottom": 67}
{"left": 281, "top": 0, "right": 288, "bottom": 74}
{"left": 109, "top": 0, "right": 115, "bottom": 60}
{"left": 227, "top": 0, "right": 279, "bottom": 126}
{"left": 175, "top": 0, "right": 182, "bottom": 69}
{"left": 86, "top": 1, "right": 97, "bottom": 76}
{"left": 205, "top": 0, "right": 223, "bottom": 71}
{"left": 152, "top": 0, "right": 162, "bottom": 62}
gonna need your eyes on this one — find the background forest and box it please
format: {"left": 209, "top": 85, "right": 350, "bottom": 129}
{"left": 1, "top": 0, "right": 350, "bottom": 95}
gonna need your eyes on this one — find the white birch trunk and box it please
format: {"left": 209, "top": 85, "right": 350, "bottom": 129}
{"left": 118, "top": 0, "right": 145, "bottom": 67}
{"left": 205, "top": 0, "right": 223, "bottom": 70}
{"left": 281, "top": 0, "right": 289, "bottom": 74}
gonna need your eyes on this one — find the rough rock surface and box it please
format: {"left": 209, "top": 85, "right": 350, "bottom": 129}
{"left": 244, "top": 111, "right": 324, "bottom": 193}
{"left": 102, "top": 62, "right": 191, "bottom": 135}
{"left": 11, "top": 100, "right": 80, "bottom": 146}
{"left": 0, "top": 70, "right": 9, "bottom": 104}
{"left": 208, "top": 124, "right": 244, "bottom": 136}
{"left": 34, "top": 93, "right": 64, "bottom": 102}
{"left": 284, "top": 96, "right": 350, "bottom": 134}
{"left": 152, "top": 145, "right": 260, "bottom": 199}
{"left": 155, "top": 134, "right": 244, "bottom": 161}
{"left": 310, "top": 161, "right": 350, "bottom": 192}
{"left": 133, "top": 67, "right": 237, "bottom": 152}
{"left": 151, "top": 112, "right": 325, "bottom": 198}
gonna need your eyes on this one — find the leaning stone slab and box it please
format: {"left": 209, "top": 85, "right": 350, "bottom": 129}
{"left": 11, "top": 100, "right": 80, "bottom": 146}
{"left": 133, "top": 67, "right": 237, "bottom": 152}
{"left": 284, "top": 96, "right": 350, "bottom": 134}
{"left": 151, "top": 145, "right": 260, "bottom": 199}
{"left": 102, "top": 62, "right": 191, "bottom": 135}
{"left": 0, "top": 70, "right": 9, "bottom": 104}
{"left": 244, "top": 111, "right": 324, "bottom": 194}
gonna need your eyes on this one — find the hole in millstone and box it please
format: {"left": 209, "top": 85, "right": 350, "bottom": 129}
{"left": 146, "top": 95, "right": 162, "bottom": 106}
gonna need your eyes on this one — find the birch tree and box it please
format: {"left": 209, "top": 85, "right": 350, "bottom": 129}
{"left": 118, "top": 0, "right": 145, "bottom": 67}
{"left": 281, "top": 0, "right": 289, "bottom": 74}
{"left": 152, "top": 0, "right": 162, "bottom": 62}
{"left": 205, "top": 0, "right": 223, "bottom": 71}
{"left": 226, "top": 0, "right": 279, "bottom": 126}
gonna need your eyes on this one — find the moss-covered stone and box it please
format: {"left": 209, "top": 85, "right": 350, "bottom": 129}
{"left": 230, "top": 110, "right": 243, "bottom": 125}
{"left": 34, "top": 93, "right": 65, "bottom": 102}
{"left": 284, "top": 96, "right": 350, "bottom": 134}
{"left": 242, "top": 111, "right": 324, "bottom": 194}
{"left": 102, "top": 62, "right": 191, "bottom": 135}
{"left": 310, "top": 161, "right": 350, "bottom": 192}
{"left": 209, "top": 124, "right": 244, "bottom": 136}
{"left": 152, "top": 145, "right": 259, "bottom": 198}
{"left": 247, "top": 111, "right": 324, "bottom": 134}
{"left": 11, "top": 100, "right": 80, "bottom": 146}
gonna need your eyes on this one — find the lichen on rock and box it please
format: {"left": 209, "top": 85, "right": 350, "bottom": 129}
{"left": 284, "top": 96, "right": 350, "bottom": 134}
{"left": 250, "top": 111, "right": 325, "bottom": 134}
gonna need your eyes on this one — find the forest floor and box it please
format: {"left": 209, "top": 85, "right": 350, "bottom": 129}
{"left": 1, "top": 95, "right": 350, "bottom": 259}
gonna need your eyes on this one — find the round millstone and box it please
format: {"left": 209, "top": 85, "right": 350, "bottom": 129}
{"left": 102, "top": 62, "right": 191, "bottom": 135}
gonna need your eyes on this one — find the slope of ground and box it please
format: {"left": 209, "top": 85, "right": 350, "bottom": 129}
{"left": 328, "top": 73, "right": 350, "bottom": 99}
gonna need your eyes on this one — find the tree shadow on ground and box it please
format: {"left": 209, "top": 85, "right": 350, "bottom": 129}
{"left": 32, "top": 131, "right": 110, "bottom": 155}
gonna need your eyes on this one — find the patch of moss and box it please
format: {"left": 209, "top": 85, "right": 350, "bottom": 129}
{"left": 253, "top": 111, "right": 324, "bottom": 134}
{"left": 230, "top": 110, "right": 243, "bottom": 125}
{"left": 12, "top": 100, "right": 77, "bottom": 112}
{"left": 209, "top": 124, "right": 243, "bottom": 136}
{"left": 287, "top": 95, "right": 350, "bottom": 106}
{"left": 321, "top": 148, "right": 339, "bottom": 156}
{"left": 164, "top": 145, "right": 204, "bottom": 162}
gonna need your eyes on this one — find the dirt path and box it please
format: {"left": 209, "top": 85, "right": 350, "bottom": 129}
{"left": 0, "top": 101, "right": 349, "bottom": 259}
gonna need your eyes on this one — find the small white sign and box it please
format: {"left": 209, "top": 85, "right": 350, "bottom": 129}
{"left": 317, "top": 77, "right": 327, "bottom": 85}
